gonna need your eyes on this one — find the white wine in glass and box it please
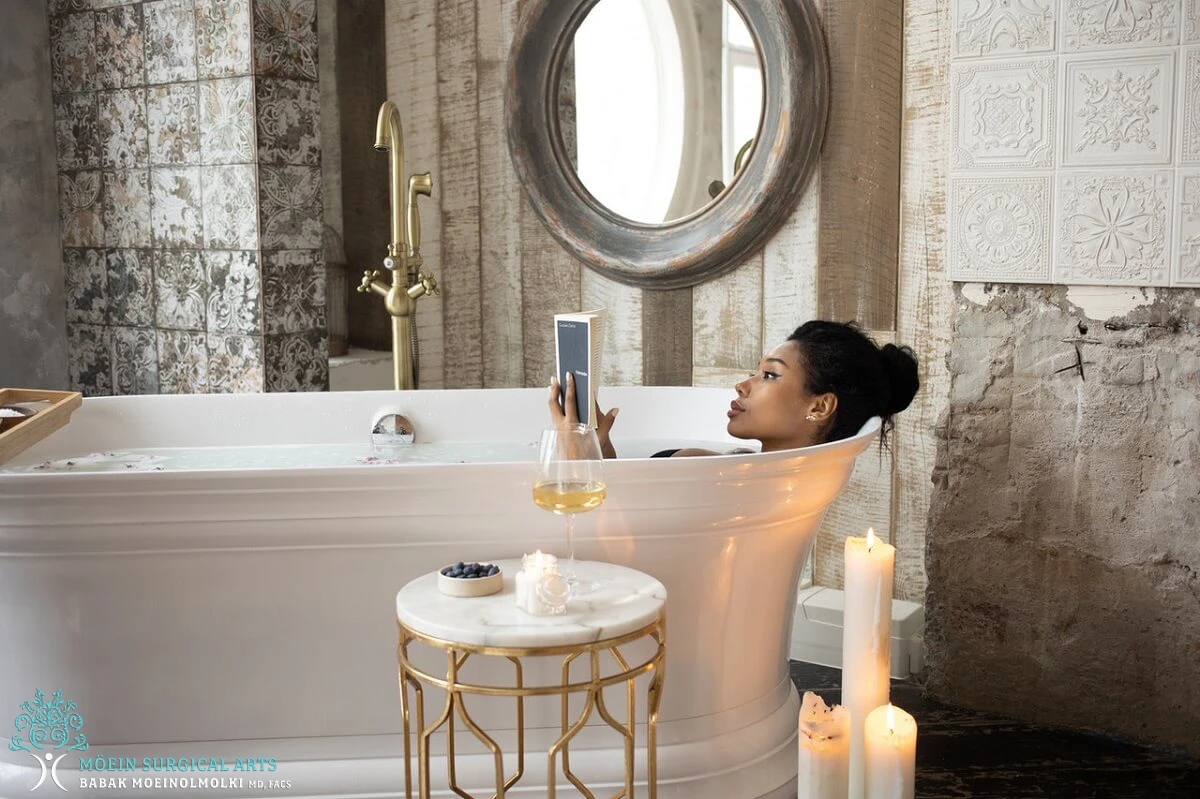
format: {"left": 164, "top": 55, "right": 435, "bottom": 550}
{"left": 533, "top": 424, "right": 607, "bottom": 593}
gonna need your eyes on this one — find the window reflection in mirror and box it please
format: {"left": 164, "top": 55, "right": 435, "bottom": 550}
{"left": 559, "top": 0, "right": 764, "bottom": 225}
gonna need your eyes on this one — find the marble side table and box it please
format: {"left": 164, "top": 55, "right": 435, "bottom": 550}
{"left": 395, "top": 559, "right": 667, "bottom": 799}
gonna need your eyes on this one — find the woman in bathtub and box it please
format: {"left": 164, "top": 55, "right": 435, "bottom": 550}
{"left": 548, "top": 320, "right": 919, "bottom": 458}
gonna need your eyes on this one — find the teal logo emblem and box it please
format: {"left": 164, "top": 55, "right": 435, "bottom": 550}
{"left": 10, "top": 689, "right": 88, "bottom": 791}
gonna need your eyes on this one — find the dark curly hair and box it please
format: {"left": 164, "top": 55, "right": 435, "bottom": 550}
{"left": 787, "top": 321, "right": 919, "bottom": 445}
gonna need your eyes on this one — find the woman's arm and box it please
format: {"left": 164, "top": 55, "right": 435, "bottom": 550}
{"left": 547, "top": 373, "right": 619, "bottom": 459}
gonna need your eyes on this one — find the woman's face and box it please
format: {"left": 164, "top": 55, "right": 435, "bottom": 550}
{"left": 726, "top": 341, "right": 834, "bottom": 451}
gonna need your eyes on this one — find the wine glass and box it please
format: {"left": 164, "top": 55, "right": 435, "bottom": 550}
{"left": 532, "top": 424, "right": 607, "bottom": 594}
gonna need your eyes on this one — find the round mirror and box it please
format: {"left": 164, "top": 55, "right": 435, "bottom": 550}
{"left": 507, "top": 0, "right": 828, "bottom": 289}
{"left": 559, "top": 0, "right": 764, "bottom": 224}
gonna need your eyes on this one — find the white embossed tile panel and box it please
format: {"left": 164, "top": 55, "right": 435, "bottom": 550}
{"left": 1179, "top": 47, "right": 1200, "bottom": 163}
{"left": 953, "top": 0, "right": 1056, "bottom": 58}
{"left": 952, "top": 58, "right": 1056, "bottom": 169}
{"left": 1062, "top": 53, "right": 1175, "bottom": 167}
{"left": 1187, "top": 1, "right": 1200, "bottom": 44}
{"left": 1054, "top": 170, "right": 1172, "bottom": 285}
{"left": 1062, "top": 0, "right": 1179, "bottom": 51}
{"left": 1173, "top": 170, "right": 1200, "bottom": 284}
{"left": 949, "top": 175, "right": 1052, "bottom": 282}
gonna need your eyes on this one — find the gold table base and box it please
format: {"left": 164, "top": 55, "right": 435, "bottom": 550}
{"left": 397, "top": 616, "right": 666, "bottom": 799}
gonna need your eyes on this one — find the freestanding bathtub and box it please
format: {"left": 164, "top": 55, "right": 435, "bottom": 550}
{"left": 0, "top": 387, "right": 879, "bottom": 798}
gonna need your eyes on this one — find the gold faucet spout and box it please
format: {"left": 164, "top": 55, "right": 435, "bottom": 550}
{"left": 375, "top": 101, "right": 407, "bottom": 261}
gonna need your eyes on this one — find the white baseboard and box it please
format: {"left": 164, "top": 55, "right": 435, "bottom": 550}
{"left": 789, "top": 587, "right": 924, "bottom": 679}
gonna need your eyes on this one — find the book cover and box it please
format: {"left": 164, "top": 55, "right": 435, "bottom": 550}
{"left": 554, "top": 308, "right": 605, "bottom": 427}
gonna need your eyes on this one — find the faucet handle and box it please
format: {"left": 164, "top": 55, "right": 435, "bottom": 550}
{"left": 358, "top": 269, "right": 380, "bottom": 293}
{"left": 407, "top": 172, "right": 433, "bottom": 257}
{"left": 419, "top": 272, "right": 438, "bottom": 297}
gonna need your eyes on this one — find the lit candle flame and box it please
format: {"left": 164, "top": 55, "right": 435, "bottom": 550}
{"left": 866, "top": 527, "right": 876, "bottom": 551}
{"left": 886, "top": 703, "right": 895, "bottom": 733}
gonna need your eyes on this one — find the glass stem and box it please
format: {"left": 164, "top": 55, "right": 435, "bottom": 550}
{"left": 565, "top": 512, "right": 576, "bottom": 579}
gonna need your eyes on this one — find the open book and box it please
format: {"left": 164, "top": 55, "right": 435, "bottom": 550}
{"left": 554, "top": 308, "right": 605, "bottom": 427}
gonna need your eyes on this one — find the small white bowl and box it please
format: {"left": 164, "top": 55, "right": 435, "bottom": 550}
{"left": 437, "top": 564, "right": 503, "bottom": 597}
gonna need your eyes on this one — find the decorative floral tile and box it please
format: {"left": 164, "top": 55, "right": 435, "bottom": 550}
{"left": 54, "top": 92, "right": 101, "bottom": 170}
{"left": 205, "top": 250, "right": 260, "bottom": 334}
{"left": 201, "top": 165, "right": 259, "bottom": 248}
{"left": 953, "top": 0, "right": 1055, "bottom": 57}
{"left": 262, "top": 249, "right": 325, "bottom": 334}
{"left": 253, "top": 0, "right": 318, "bottom": 81}
{"left": 59, "top": 171, "right": 104, "bottom": 247}
{"left": 147, "top": 83, "right": 200, "bottom": 165}
{"left": 951, "top": 58, "right": 1055, "bottom": 170}
{"left": 150, "top": 167, "right": 204, "bottom": 247}
{"left": 265, "top": 330, "right": 328, "bottom": 392}
{"left": 196, "top": 0, "right": 252, "bottom": 79}
{"left": 112, "top": 326, "right": 159, "bottom": 395}
{"left": 68, "top": 323, "right": 113, "bottom": 397}
{"left": 1180, "top": 47, "right": 1200, "bottom": 164}
{"left": 1061, "top": 54, "right": 1173, "bottom": 167}
{"left": 1189, "top": 0, "right": 1200, "bottom": 44}
{"left": 50, "top": 0, "right": 91, "bottom": 14}
{"left": 207, "top": 334, "right": 264, "bottom": 393}
{"left": 98, "top": 88, "right": 148, "bottom": 169}
{"left": 103, "top": 169, "right": 153, "bottom": 247}
{"left": 157, "top": 329, "right": 208, "bottom": 393}
{"left": 1173, "top": 170, "right": 1200, "bottom": 285}
{"left": 949, "top": 175, "right": 1052, "bottom": 282}
{"left": 144, "top": 0, "right": 197, "bottom": 84}
{"left": 256, "top": 78, "right": 320, "bottom": 165}
{"left": 106, "top": 249, "right": 156, "bottom": 327}
{"left": 63, "top": 248, "right": 108, "bottom": 324}
{"left": 154, "top": 250, "right": 207, "bottom": 330}
{"left": 1054, "top": 170, "right": 1172, "bottom": 286}
{"left": 51, "top": 12, "right": 95, "bottom": 94}
{"left": 1063, "top": 0, "right": 1178, "bottom": 50}
{"left": 258, "top": 165, "right": 322, "bottom": 249}
{"left": 198, "top": 78, "right": 256, "bottom": 164}
{"left": 94, "top": 4, "right": 144, "bottom": 89}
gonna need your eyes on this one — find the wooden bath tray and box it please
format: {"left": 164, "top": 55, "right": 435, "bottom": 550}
{"left": 0, "top": 388, "right": 83, "bottom": 465}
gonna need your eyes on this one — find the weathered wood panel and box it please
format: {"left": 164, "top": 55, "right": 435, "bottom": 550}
{"left": 581, "top": 270, "right": 643, "bottom": 388}
{"left": 762, "top": 169, "right": 820, "bottom": 344}
{"left": 642, "top": 289, "right": 693, "bottom": 386}
{"left": 692, "top": 253, "right": 763, "bottom": 387}
{"left": 519, "top": 204, "right": 580, "bottom": 386}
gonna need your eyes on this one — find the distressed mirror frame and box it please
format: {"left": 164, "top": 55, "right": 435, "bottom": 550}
{"left": 506, "top": 0, "right": 830, "bottom": 290}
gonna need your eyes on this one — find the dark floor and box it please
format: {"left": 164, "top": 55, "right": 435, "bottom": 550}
{"left": 788, "top": 661, "right": 1200, "bottom": 799}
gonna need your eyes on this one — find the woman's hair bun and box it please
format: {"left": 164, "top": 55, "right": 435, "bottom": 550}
{"left": 880, "top": 344, "right": 919, "bottom": 416}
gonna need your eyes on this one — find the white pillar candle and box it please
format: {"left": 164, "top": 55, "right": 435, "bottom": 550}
{"left": 864, "top": 704, "right": 916, "bottom": 799}
{"left": 797, "top": 691, "right": 850, "bottom": 799}
{"left": 842, "top": 527, "right": 895, "bottom": 799}
{"left": 515, "top": 550, "right": 559, "bottom": 615}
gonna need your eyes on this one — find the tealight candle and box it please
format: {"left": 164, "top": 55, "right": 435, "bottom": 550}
{"left": 515, "top": 550, "right": 560, "bottom": 615}
{"left": 863, "top": 703, "right": 916, "bottom": 799}
{"left": 797, "top": 691, "right": 850, "bottom": 799}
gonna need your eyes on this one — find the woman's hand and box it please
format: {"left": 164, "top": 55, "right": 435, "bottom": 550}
{"left": 548, "top": 373, "right": 619, "bottom": 459}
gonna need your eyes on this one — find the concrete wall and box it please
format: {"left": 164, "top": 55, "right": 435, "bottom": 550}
{"left": 0, "top": 0, "right": 67, "bottom": 389}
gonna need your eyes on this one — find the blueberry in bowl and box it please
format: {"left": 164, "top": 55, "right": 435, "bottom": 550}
{"left": 437, "top": 561, "right": 503, "bottom": 597}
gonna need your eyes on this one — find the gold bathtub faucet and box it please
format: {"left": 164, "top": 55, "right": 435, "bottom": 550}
{"left": 358, "top": 101, "right": 437, "bottom": 390}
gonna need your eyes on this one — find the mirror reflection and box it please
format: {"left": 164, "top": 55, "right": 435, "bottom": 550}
{"left": 559, "top": 0, "right": 764, "bottom": 224}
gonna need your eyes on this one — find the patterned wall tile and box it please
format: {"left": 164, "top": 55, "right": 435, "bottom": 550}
{"left": 258, "top": 165, "right": 322, "bottom": 249}
{"left": 94, "top": 4, "right": 144, "bottom": 89}
{"left": 1173, "top": 170, "right": 1200, "bottom": 285}
{"left": 198, "top": 78, "right": 256, "bottom": 164}
{"left": 157, "top": 329, "right": 208, "bottom": 393}
{"left": 103, "top": 169, "right": 153, "bottom": 247}
{"left": 59, "top": 171, "right": 104, "bottom": 247}
{"left": 50, "top": 0, "right": 90, "bottom": 14}
{"left": 112, "top": 326, "right": 159, "bottom": 395}
{"left": 253, "top": 0, "right": 318, "bottom": 80}
{"left": 262, "top": 249, "right": 325, "bottom": 334}
{"left": 256, "top": 78, "right": 320, "bottom": 165}
{"left": 98, "top": 88, "right": 148, "bottom": 169}
{"left": 63, "top": 248, "right": 108, "bottom": 324}
{"left": 1055, "top": 170, "right": 1172, "bottom": 285}
{"left": 951, "top": 58, "right": 1056, "bottom": 169}
{"left": 208, "top": 334, "right": 264, "bottom": 392}
{"left": 147, "top": 83, "right": 201, "bottom": 166}
{"left": 201, "top": 165, "right": 258, "bottom": 248}
{"left": 196, "top": 0, "right": 252, "bottom": 79}
{"left": 144, "top": 0, "right": 197, "bottom": 84}
{"left": 1063, "top": 0, "right": 1178, "bottom": 51}
{"left": 1180, "top": 47, "right": 1200, "bottom": 163}
{"left": 153, "top": 249, "right": 207, "bottom": 330}
{"left": 1188, "top": 0, "right": 1200, "bottom": 44}
{"left": 54, "top": 92, "right": 101, "bottom": 170}
{"left": 1061, "top": 54, "right": 1174, "bottom": 167}
{"left": 205, "top": 250, "right": 260, "bottom": 334}
{"left": 107, "top": 249, "right": 156, "bottom": 327}
{"left": 68, "top": 323, "right": 113, "bottom": 397}
{"left": 953, "top": 0, "right": 1055, "bottom": 58}
{"left": 50, "top": 12, "right": 95, "bottom": 94}
{"left": 265, "top": 330, "right": 328, "bottom": 392}
{"left": 150, "top": 167, "right": 203, "bottom": 247}
{"left": 949, "top": 175, "right": 1052, "bottom": 281}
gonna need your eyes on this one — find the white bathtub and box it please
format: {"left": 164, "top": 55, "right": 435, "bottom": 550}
{"left": 0, "top": 388, "right": 879, "bottom": 798}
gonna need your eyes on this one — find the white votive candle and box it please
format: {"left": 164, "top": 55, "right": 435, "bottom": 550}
{"left": 842, "top": 527, "right": 895, "bottom": 799}
{"left": 515, "top": 550, "right": 558, "bottom": 615}
{"left": 797, "top": 691, "right": 850, "bottom": 799}
{"left": 864, "top": 704, "right": 916, "bottom": 799}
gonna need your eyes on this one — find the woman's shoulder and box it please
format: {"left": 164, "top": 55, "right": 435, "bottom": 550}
{"left": 652, "top": 446, "right": 757, "bottom": 458}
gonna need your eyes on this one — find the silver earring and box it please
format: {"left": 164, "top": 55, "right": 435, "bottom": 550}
{"left": 805, "top": 414, "right": 817, "bottom": 422}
